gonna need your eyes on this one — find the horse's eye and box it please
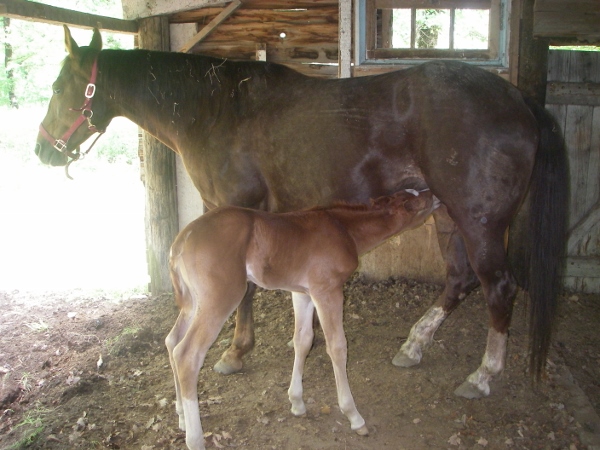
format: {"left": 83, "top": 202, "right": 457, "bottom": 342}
{"left": 52, "top": 87, "right": 62, "bottom": 95}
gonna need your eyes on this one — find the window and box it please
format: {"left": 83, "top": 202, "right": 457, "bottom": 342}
{"left": 355, "top": 0, "right": 509, "bottom": 66}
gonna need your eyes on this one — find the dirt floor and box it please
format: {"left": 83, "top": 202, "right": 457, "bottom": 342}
{"left": 1, "top": 276, "right": 599, "bottom": 449}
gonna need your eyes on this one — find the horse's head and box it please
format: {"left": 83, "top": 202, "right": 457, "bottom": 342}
{"left": 35, "top": 25, "right": 106, "bottom": 167}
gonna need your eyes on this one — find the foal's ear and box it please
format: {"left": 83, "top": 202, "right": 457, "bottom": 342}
{"left": 64, "top": 25, "right": 79, "bottom": 58}
{"left": 90, "top": 27, "right": 103, "bottom": 51}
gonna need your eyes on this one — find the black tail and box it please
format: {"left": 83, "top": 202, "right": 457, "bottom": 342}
{"left": 525, "top": 98, "right": 569, "bottom": 382}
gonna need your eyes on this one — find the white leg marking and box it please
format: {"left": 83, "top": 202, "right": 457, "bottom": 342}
{"left": 393, "top": 306, "right": 447, "bottom": 367}
{"left": 454, "top": 328, "right": 508, "bottom": 399}
{"left": 288, "top": 292, "right": 315, "bottom": 416}
{"left": 182, "top": 397, "right": 204, "bottom": 450}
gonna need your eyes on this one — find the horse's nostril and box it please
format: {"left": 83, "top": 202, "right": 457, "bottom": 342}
{"left": 35, "top": 143, "right": 41, "bottom": 156}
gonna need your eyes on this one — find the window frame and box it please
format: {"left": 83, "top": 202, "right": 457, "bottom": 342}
{"left": 354, "top": 0, "right": 510, "bottom": 67}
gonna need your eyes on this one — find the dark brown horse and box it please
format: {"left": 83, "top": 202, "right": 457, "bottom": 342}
{"left": 36, "top": 26, "right": 568, "bottom": 400}
{"left": 168, "top": 190, "right": 437, "bottom": 449}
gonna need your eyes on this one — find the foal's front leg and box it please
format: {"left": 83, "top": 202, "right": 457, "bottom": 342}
{"left": 313, "top": 289, "right": 368, "bottom": 436}
{"left": 288, "top": 292, "right": 315, "bottom": 416}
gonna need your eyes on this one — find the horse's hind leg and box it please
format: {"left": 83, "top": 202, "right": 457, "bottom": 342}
{"left": 288, "top": 292, "right": 315, "bottom": 416}
{"left": 393, "top": 206, "right": 480, "bottom": 367}
{"left": 453, "top": 225, "right": 517, "bottom": 399}
{"left": 214, "top": 282, "right": 255, "bottom": 374}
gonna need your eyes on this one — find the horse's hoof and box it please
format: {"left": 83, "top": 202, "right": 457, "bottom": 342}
{"left": 392, "top": 351, "right": 420, "bottom": 368}
{"left": 213, "top": 356, "right": 243, "bottom": 375}
{"left": 354, "top": 424, "right": 369, "bottom": 436}
{"left": 453, "top": 380, "right": 488, "bottom": 399}
{"left": 290, "top": 403, "right": 307, "bottom": 417}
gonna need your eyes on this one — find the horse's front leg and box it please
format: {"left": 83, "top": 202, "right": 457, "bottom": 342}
{"left": 288, "top": 292, "right": 315, "bottom": 416}
{"left": 214, "top": 283, "right": 256, "bottom": 374}
{"left": 393, "top": 207, "right": 480, "bottom": 368}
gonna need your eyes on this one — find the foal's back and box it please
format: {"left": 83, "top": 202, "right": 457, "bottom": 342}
{"left": 170, "top": 206, "right": 359, "bottom": 297}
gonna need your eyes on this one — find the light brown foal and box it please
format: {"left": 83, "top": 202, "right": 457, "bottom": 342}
{"left": 166, "top": 189, "right": 438, "bottom": 450}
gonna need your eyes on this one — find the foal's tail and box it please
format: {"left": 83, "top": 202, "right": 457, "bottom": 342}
{"left": 524, "top": 98, "right": 569, "bottom": 382}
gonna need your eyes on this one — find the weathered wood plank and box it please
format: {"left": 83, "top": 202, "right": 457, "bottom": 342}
{"left": 179, "top": 0, "right": 242, "bottom": 53}
{"left": 535, "top": 0, "right": 600, "bottom": 15}
{"left": 202, "top": 21, "right": 337, "bottom": 43}
{"left": 191, "top": 40, "right": 338, "bottom": 63}
{"left": 534, "top": 12, "right": 600, "bottom": 40}
{"left": 0, "top": 0, "right": 137, "bottom": 33}
{"left": 564, "top": 104, "right": 594, "bottom": 222}
{"left": 171, "top": 6, "right": 339, "bottom": 24}
{"left": 546, "top": 82, "right": 600, "bottom": 106}
{"left": 568, "top": 201, "right": 600, "bottom": 254}
{"left": 236, "top": 0, "right": 338, "bottom": 8}
{"left": 565, "top": 256, "right": 600, "bottom": 279}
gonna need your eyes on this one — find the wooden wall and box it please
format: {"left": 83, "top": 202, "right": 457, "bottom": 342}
{"left": 546, "top": 50, "right": 600, "bottom": 293}
{"left": 534, "top": 0, "right": 600, "bottom": 43}
{"left": 170, "top": 1, "right": 340, "bottom": 77}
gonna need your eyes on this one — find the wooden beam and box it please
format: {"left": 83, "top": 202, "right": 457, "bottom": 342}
{"left": 179, "top": 0, "right": 242, "bottom": 53}
{"left": 138, "top": 16, "right": 179, "bottom": 295}
{"left": 338, "top": 0, "right": 351, "bottom": 78}
{"left": 0, "top": 0, "right": 137, "bottom": 34}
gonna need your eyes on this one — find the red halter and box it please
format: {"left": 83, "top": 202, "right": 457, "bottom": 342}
{"left": 38, "top": 58, "right": 105, "bottom": 161}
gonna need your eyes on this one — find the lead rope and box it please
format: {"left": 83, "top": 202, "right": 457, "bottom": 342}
{"left": 64, "top": 130, "right": 105, "bottom": 180}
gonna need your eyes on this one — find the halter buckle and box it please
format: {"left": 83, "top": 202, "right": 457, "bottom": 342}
{"left": 85, "top": 83, "right": 96, "bottom": 98}
{"left": 54, "top": 139, "right": 67, "bottom": 152}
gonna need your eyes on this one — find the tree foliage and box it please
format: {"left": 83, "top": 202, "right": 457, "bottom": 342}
{"left": 1, "top": 0, "right": 132, "bottom": 107}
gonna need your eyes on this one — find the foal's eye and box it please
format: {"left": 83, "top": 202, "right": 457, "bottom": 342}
{"left": 52, "top": 87, "right": 62, "bottom": 95}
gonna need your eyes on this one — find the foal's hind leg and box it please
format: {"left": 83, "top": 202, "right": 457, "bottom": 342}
{"left": 214, "top": 283, "right": 255, "bottom": 374}
{"left": 288, "top": 292, "right": 315, "bottom": 416}
{"left": 166, "top": 309, "right": 194, "bottom": 431}
{"left": 393, "top": 207, "right": 480, "bottom": 367}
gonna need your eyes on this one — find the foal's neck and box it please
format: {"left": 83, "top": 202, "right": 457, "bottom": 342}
{"left": 329, "top": 208, "right": 408, "bottom": 256}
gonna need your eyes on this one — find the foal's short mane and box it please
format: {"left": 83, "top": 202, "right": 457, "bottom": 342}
{"left": 307, "top": 193, "right": 414, "bottom": 213}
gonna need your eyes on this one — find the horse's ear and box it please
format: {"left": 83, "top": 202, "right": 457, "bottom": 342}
{"left": 90, "top": 27, "right": 102, "bottom": 51}
{"left": 64, "top": 25, "right": 79, "bottom": 58}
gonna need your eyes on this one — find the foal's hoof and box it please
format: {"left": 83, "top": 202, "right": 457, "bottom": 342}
{"left": 453, "top": 380, "right": 489, "bottom": 399}
{"left": 354, "top": 424, "right": 369, "bottom": 436}
{"left": 392, "top": 350, "right": 420, "bottom": 368}
{"left": 213, "top": 355, "right": 243, "bottom": 375}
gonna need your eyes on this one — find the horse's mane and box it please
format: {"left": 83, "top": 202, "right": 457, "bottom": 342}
{"left": 97, "top": 48, "right": 304, "bottom": 108}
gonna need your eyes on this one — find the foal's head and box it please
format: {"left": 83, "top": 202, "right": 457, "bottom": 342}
{"left": 371, "top": 189, "right": 438, "bottom": 226}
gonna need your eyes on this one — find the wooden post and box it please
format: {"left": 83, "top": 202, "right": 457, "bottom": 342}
{"left": 138, "top": 16, "right": 179, "bottom": 294}
{"left": 338, "top": 0, "right": 352, "bottom": 78}
{"left": 508, "top": 0, "right": 551, "bottom": 287}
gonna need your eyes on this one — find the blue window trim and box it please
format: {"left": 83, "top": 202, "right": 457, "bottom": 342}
{"left": 353, "top": 0, "right": 510, "bottom": 68}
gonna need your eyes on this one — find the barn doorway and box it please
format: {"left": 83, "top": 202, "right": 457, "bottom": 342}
{"left": 0, "top": 20, "right": 147, "bottom": 293}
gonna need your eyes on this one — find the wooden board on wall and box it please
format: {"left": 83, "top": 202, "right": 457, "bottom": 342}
{"left": 534, "top": 0, "right": 600, "bottom": 42}
{"left": 171, "top": 6, "right": 339, "bottom": 65}
{"left": 546, "top": 50, "right": 600, "bottom": 293}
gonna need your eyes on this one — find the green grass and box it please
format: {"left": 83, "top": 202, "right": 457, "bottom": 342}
{"left": 8, "top": 402, "right": 52, "bottom": 449}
